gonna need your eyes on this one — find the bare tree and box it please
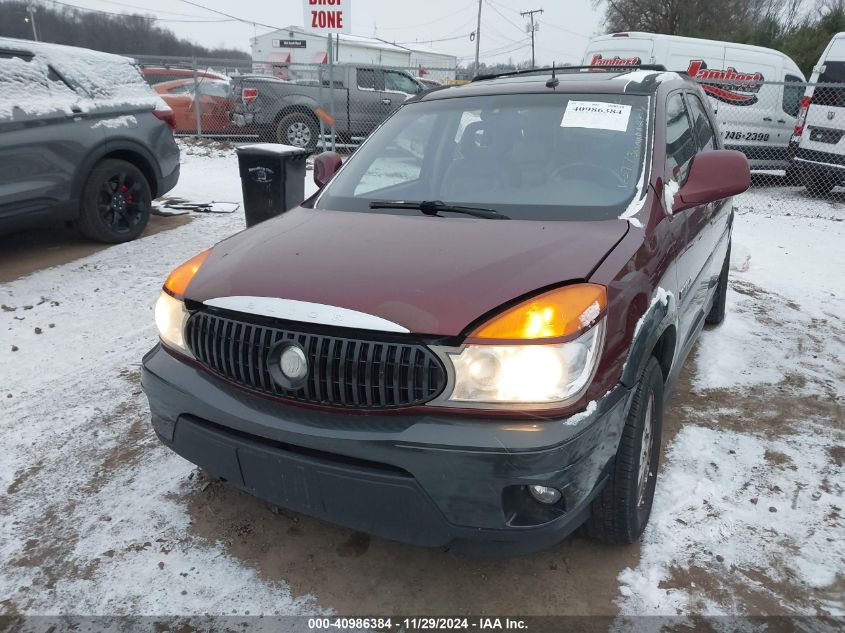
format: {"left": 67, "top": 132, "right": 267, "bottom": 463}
{"left": 595, "top": 0, "right": 808, "bottom": 39}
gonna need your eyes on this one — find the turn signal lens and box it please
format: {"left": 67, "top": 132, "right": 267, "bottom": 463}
{"left": 163, "top": 249, "right": 211, "bottom": 298}
{"left": 471, "top": 284, "right": 607, "bottom": 340}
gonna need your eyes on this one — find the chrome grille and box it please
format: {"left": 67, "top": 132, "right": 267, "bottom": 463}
{"left": 185, "top": 311, "right": 447, "bottom": 409}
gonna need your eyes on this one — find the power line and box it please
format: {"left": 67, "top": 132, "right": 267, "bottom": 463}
{"left": 485, "top": 0, "right": 526, "bottom": 33}
{"left": 458, "top": 37, "right": 530, "bottom": 61}
{"left": 377, "top": 1, "right": 477, "bottom": 30}
{"left": 88, "top": 0, "right": 225, "bottom": 19}
{"left": 521, "top": 8, "right": 543, "bottom": 69}
{"left": 398, "top": 33, "right": 474, "bottom": 45}
{"left": 46, "top": 0, "right": 235, "bottom": 22}
{"left": 176, "top": 0, "right": 284, "bottom": 31}
{"left": 541, "top": 21, "right": 591, "bottom": 39}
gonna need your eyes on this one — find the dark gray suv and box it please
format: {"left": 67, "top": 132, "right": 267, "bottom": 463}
{"left": 0, "top": 37, "right": 180, "bottom": 243}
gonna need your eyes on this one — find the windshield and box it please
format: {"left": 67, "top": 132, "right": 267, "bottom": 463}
{"left": 316, "top": 92, "right": 651, "bottom": 221}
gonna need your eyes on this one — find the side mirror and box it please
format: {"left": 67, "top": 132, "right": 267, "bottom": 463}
{"left": 674, "top": 150, "right": 750, "bottom": 212}
{"left": 313, "top": 151, "right": 342, "bottom": 189}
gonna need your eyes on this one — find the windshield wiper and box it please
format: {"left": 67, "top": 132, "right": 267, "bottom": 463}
{"left": 368, "top": 200, "right": 510, "bottom": 220}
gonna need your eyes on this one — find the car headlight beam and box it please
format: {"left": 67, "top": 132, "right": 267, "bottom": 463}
{"left": 439, "top": 319, "right": 604, "bottom": 406}
{"left": 155, "top": 290, "right": 192, "bottom": 356}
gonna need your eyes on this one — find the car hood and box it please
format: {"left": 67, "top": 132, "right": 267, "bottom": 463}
{"left": 185, "top": 208, "right": 629, "bottom": 337}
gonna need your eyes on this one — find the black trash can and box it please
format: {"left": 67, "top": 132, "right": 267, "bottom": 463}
{"left": 236, "top": 143, "right": 310, "bottom": 227}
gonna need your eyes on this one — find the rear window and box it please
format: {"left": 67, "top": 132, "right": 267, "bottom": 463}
{"left": 814, "top": 61, "right": 845, "bottom": 107}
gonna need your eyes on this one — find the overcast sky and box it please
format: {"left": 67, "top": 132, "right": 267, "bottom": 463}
{"left": 65, "top": 0, "right": 606, "bottom": 66}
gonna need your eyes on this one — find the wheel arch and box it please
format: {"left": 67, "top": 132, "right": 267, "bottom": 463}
{"left": 71, "top": 141, "right": 162, "bottom": 202}
{"left": 620, "top": 293, "right": 678, "bottom": 388}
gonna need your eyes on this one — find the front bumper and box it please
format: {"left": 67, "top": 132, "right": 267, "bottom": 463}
{"left": 141, "top": 344, "right": 631, "bottom": 556}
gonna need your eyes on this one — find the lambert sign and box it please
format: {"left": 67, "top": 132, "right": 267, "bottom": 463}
{"left": 302, "top": 0, "right": 351, "bottom": 34}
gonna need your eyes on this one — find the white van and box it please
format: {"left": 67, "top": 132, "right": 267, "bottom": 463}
{"left": 792, "top": 32, "right": 845, "bottom": 195}
{"left": 582, "top": 32, "right": 806, "bottom": 171}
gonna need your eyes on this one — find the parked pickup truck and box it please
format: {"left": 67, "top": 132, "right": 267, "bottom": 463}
{"left": 230, "top": 65, "right": 424, "bottom": 149}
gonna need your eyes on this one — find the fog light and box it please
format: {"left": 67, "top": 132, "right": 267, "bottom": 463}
{"left": 528, "top": 485, "right": 562, "bottom": 505}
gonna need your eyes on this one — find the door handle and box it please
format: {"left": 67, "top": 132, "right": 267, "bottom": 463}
{"left": 777, "top": 119, "right": 786, "bottom": 124}
{"left": 381, "top": 98, "right": 391, "bottom": 105}
{"left": 763, "top": 116, "right": 773, "bottom": 122}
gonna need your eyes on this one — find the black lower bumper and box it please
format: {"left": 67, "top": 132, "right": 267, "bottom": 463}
{"left": 141, "top": 344, "right": 632, "bottom": 556}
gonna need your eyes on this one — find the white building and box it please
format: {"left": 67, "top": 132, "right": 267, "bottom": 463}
{"left": 251, "top": 26, "right": 457, "bottom": 82}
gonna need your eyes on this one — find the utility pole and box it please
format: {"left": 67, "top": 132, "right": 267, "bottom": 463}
{"left": 26, "top": 4, "right": 39, "bottom": 41}
{"left": 521, "top": 8, "right": 543, "bottom": 69}
{"left": 474, "top": 0, "right": 482, "bottom": 77}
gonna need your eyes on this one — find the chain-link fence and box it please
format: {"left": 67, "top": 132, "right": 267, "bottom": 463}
{"left": 135, "top": 54, "right": 845, "bottom": 200}
{"left": 134, "top": 54, "right": 457, "bottom": 152}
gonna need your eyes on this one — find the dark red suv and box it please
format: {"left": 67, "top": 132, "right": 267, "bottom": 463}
{"left": 142, "top": 66, "right": 749, "bottom": 555}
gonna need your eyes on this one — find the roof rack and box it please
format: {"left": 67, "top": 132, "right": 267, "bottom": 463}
{"left": 472, "top": 64, "right": 668, "bottom": 82}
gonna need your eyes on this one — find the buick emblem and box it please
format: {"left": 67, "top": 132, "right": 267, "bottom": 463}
{"left": 269, "top": 342, "right": 308, "bottom": 389}
{"left": 280, "top": 345, "right": 308, "bottom": 380}
{"left": 828, "top": 111, "right": 836, "bottom": 121}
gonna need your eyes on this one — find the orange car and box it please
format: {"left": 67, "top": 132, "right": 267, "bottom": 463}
{"left": 153, "top": 78, "right": 234, "bottom": 133}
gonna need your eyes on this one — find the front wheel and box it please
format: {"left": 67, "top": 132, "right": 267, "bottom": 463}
{"left": 77, "top": 159, "right": 152, "bottom": 243}
{"left": 585, "top": 356, "right": 664, "bottom": 544}
{"left": 276, "top": 112, "right": 319, "bottom": 150}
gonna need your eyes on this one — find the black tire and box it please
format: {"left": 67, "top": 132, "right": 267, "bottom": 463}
{"left": 804, "top": 170, "right": 836, "bottom": 197}
{"left": 276, "top": 112, "right": 319, "bottom": 150}
{"left": 705, "top": 242, "right": 731, "bottom": 325}
{"left": 77, "top": 159, "right": 152, "bottom": 243}
{"left": 585, "top": 356, "right": 664, "bottom": 544}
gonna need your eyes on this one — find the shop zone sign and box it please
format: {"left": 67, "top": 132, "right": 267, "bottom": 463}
{"left": 303, "top": 0, "right": 351, "bottom": 33}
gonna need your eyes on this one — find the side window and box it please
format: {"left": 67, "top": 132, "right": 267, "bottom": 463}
{"left": 665, "top": 93, "right": 697, "bottom": 183}
{"left": 782, "top": 74, "right": 804, "bottom": 117}
{"left": 686, "top": 93, "right": 717, "bottom": 151}
{"left": 814, "top": 62, "right": 845, "bottom": 107}
{"left": 357, "top": 68, "right": 375, "bottom": 90}
{"left": 384, "top": 71, "right": 420, "bottom": 95}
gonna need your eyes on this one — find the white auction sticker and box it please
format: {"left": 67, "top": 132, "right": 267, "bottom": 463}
{"left": 561, "top": 101, "right": 632, "bottom": 132}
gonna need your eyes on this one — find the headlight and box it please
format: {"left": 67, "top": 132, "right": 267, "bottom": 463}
{"left": 155, "top": 291, "right": 192, "bottom": 356}
{"left": 445, "top": 321, "right": 604, "bottom": 404}
{"left": 435, "top": 284, "right": 607, "bottom": 406}
{"left": 155, "top": 248, "right": 211, "bottom": 356}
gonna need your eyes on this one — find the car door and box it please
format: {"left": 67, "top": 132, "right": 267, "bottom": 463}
{"left": 664, "top": 91, "right": 711, "bottom": 349}
{"left": 0, "top": 51, "right": 104, "bottom": 228}
{"left": 685, "top": 91, "right": 731, "bottom": 312}
{"left": 348, "top": 67, "right": 386, "bottom": 138}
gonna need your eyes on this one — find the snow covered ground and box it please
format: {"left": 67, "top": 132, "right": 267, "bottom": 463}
{"left": 1, "top": 142, "right": 322, "bottom": 616}
{"left": 617, "top": 188, "right": 845, "bottom": 619}
{"left": 1, "top": 142, "right": 843, "bottom": 619}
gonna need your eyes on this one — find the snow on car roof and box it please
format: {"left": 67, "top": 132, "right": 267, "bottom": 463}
{"left": 0, "top": 37, "right": 165, "bottom": 119}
